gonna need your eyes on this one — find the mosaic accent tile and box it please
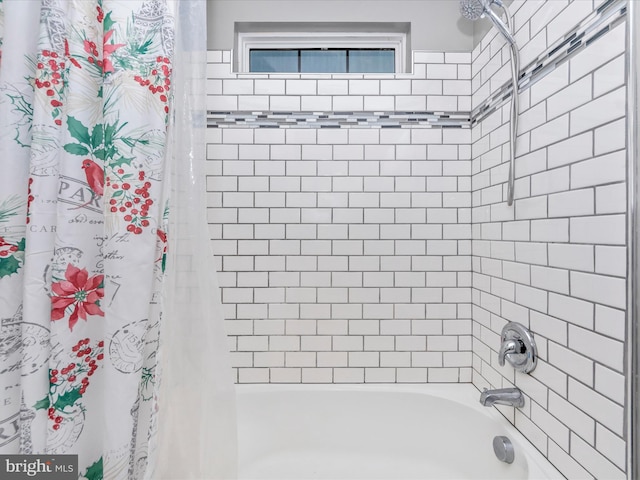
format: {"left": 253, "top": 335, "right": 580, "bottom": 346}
{"left": 471, "top": 0, "right": 626, "bottom": 125}
{"left": 207, "top": 111, "right": 471, "bottom": 129}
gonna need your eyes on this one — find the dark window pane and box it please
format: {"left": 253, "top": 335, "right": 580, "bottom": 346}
{"left": 301, "top": 50, "right": 347, "bottom": 73}
{"left": 349, "top": 50, "right": 395, "bottom": 73}
{"left": 250, "top": 50, "right": 298, "bottom": 72}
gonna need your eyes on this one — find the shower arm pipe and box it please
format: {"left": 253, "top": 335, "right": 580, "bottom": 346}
{"left": 496, "top": 2, "right": 520, "bottom": 206}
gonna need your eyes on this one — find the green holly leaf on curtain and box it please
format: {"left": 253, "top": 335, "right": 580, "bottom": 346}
{"left": 105, "top": 146, "right": 118, "bottom": 160}
{"left": 33, "top": 396, "right": 50, "bottom": 411}
{"left": 65, "top": 118, "right": 108, "bottom": 164}
{"left": 93, "top": 149, "right": 106, "bottom": 160}
{"left": 16, "top": 238, "right": 25, "bottom": 252}
{"left": 0, "top": 256, "right": 21, "bottom": 278}
{"left": 64, "top": 143, "right": 90, "bottom": 156}
{"left": 110, "top": 156, "right": 135, "bottom": 168}
{"left": 91, "top": 125, "right": 104, "bottom": 150}
{"left": 83, "top": 457, "right": 103, "bottom": 480}
{"left": 103, "top": 123, "right": 117, "bottom": 145}
{"left": 67, "top": 116, "right": 91, "bottom": 145}
{"left": 53, "top": 388, "right": 82, "bottom": 411}
{"left": 103, "top": 11, "right": 115, "bottom": 31}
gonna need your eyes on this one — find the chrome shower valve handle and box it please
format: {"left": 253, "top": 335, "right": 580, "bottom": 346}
{"left": 498, "top": 322, "right": 537, "bottom": 373}
{"left": 498, "top": 338, "right": 524, "bottom": 367}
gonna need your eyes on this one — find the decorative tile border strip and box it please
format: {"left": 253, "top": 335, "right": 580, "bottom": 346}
{"left": 471, "top": 0, "right": 626, "bottom": 125}
{"left": 207, "top": 111, "right": 471, "bottom": 129}
{"left": 206, "top": 0, "right": 625, "bottom": 130}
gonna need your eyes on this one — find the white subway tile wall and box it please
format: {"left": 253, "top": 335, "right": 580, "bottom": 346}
{"left": 471, "top": 1, "right": 627, "bottom": 479}
{"left": 207, "top": 49, "right": 474, "bottom": 386}
{"left": 206, "top": 1, "right": 627, "bottom": 478}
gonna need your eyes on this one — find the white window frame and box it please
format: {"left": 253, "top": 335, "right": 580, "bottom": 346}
{"left": 237, "top": 31, "right": 406, "bottom": 73}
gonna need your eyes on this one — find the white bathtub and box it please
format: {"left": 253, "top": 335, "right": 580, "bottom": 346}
{"left": 236, "top": 384, "right": 564, "bottom": 480}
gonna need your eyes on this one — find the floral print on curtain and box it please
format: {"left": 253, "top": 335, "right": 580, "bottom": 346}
{"left": 0, "top": 1, "right": 177, "bottom": 478}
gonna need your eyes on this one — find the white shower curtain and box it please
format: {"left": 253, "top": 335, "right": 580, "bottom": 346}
{"left": 157, "top": 1, "right": 238, "bottom": 478}
{"left": 0, "top": 0, "right": 237, "bottom": 478}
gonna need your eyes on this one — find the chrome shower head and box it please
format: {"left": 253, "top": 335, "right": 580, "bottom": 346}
{"left": 459, "top": 0, "right": 485, "bottom": 21}
{"left": 459, "top": 0, "right": 516, "bottom": 46}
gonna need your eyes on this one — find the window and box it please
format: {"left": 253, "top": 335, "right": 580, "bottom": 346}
{"left": 236, "top": 29, "right": 407, "bottom": 73}
{"left": 249, "top": 48, "right": 395, "bottom": 73}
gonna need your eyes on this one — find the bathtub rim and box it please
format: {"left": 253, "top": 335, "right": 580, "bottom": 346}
{"left": 235, "top": 382, "right": 564, "bottom": 480}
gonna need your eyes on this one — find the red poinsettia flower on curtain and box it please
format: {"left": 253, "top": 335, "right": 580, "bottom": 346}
{"left": 102, "top": 30, "right": 125, "bottom": 74}
{"left": 51, "top": 264, "right": 104, "bottom": 331}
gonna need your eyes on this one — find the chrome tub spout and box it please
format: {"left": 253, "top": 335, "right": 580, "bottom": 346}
{"left": 480, "top": 387, "right": 524, "bottom": 408}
